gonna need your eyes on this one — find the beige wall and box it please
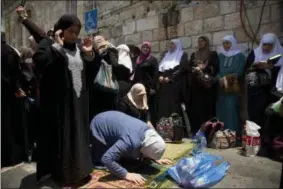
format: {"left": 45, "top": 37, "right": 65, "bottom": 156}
{"left": 3, "top": 0, "right": 282, "bottom": 58}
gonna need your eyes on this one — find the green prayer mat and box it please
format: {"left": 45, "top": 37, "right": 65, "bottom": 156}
{"left": 86, "top": 141, "right": 193, "bottom": 188}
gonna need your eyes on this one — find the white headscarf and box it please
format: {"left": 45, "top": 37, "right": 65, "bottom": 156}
{"left": 117, "top": 44, "right": 133, "bottom": 72}
{"left": 159, "top": 39, "right": 184, "bottom": 72}
{"left": 140, "top": 129, "right": 166, "bottom": 160}
{"left": 127, "top": 83, "right": 148, "bottom": 110}
{"left": 220, "top": 35, "right": 241, "bottom": 57}
{"left": 254, "top": 33, "right": 283, "bottom": 92}
{"left": 254, "top": 33, "right": 283, "bottom": 66}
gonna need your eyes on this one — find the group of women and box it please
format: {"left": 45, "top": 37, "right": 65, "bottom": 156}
{"left": 2, "top": 7, "right": 283, "bottom": 187}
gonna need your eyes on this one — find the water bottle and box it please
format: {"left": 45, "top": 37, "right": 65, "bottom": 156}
{"left": 192, "top": 131, "right": 207, "bottom": 155}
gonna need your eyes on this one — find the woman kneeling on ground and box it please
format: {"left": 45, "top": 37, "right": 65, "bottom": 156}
{"left": 90, "top": 111, "right": 173, "bottom": 185}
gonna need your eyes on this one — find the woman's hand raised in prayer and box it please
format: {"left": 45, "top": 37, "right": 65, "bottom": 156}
{"left": 16, "top": 6, "right": 28, "bottom": 21}
{"left": 124, "top": 172, "right": 146, "bottom": 185}
{"left": 155, "top": 158, "right": 173, "bottom": 165}
{"left": 55, "top": 30, "right": 64, "bottom": 46}
{"left": 82, "top": 37, "right": 94, "bottom": 56}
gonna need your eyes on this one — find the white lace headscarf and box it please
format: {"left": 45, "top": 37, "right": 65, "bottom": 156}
{"left": 117, "top": 44, "right": 133, "bottom": 72}
{"left": 254, "top": 33, "right": 283, "bottom": 92}
{"left": 220, "top": 35, "right": 241, "bottom": 57}
{"left": 159, "top": 39, "right": 184, "bottom": 72}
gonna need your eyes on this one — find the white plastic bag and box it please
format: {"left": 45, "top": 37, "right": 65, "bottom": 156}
{"left": 243, "top": 121, "right": 261, "bottom": 157}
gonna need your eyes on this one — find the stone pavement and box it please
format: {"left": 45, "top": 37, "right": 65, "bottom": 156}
{"left": 1, "top": 148, "right": 281, "bottom": 188}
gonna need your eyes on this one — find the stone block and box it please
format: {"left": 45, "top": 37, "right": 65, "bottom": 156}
{"left": 243, "top": 7, "right": 270, "bottom": 26}
{"left": 99, "top": 28, "right": 111, "bottom": 39}
{"left": 77, "top": 5, "right": 84, "bottom": 22}
{"left": 204, "top": 16, "right": 224, "bottom": 32}
{"left": 115, "top": 36, "right": 125, "bottom": 46}
{"left": 180, "top": 36, "right": 192, "bottom": 49}
{"left": 220, "top": 1, "right": 237, "bottom": 15}
{"left": 98, "top": 19, "right": 107, "bottom": 28}
{"left": 159, "top": 40, "right": 170, "bottom": 52}
{"left": 224, "top": 13, "right": 241, "bottom": 30}
{"left": 120, "top": 8, "right": 136, "bottom": 21}
{"left": 191, "top": 33, "right": 212, "bottom": 48}
{"left": 152, "top": 28, "right": 166, "bottom": 41}
{"left": 122, "top": 21, "right": 136, "bottom": 35}
{"left": 136, "top": 16, "right": 159, "bottom": 32}
{"left": 238, "top": 42, "right": 249, "bottom": 53}
{"left": 147, "top": 10, "right": 157, "bottom": 17}
{"left": 271, "top": 3, "right": 283, "bottom": 21}
{"left": 110, "top": 25, "right": 122, "bottom": 38}
{"left": 193, "top": 2, "right": 219, "bottom": 20}
{"left": 151, "top": 41, "right": 160, "bottom": 53}
{"left": 212, "top": 30, "right": 234, "bottom": 46}
{"left": 152, "top": 1, "right": 163, "bottom": 12}
{"left": 259, "top": 22, "right": 281, "bottom": 38}
{"left": 125, "top": 33, "right": 142, "bottom": 45}
{"left": 108, "top": 14, "right": 120, "bottom": 26}
{"left": 184, "top": 20, "right": 203, "bottom": 36}
{"left": 167, "top": 24, "right": 184, "bottom": 39}
{"left": 234, "top": 27, "right": 253, "bottom": 43}
{"left": 142, "top": 30, "right": 153, "bottom": 42}
{"left": 108, "top": 38, "right": 116, "bottom": 45}
{"left": 180, "top": 7, "right": 194, "bottom": 23}
{"left": 135, "top": 5, "right": 147, "bottom": 19}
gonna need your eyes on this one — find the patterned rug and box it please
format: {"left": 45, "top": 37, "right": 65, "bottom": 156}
{"left": 81, "top": 141, "right": 193, "bottom": 188}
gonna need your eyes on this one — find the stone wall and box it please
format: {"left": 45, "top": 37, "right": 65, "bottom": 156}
{"left": 3, "top": 0, "right": 283, "bottom": 58}
{"left": 2, "top": 0, "right": 71, "bottom": 48}
{"left": 84, "top": 0, "right": 282, "bottom": 59}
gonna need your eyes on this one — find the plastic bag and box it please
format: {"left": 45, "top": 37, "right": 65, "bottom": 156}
{"left": 94, "top": 60, "right": 119, "bottom": 90}
{"left": 243, "top": 121, "right": 261, "bottom": 157}
{"left": 167, "top": 153, "right": 229, "bottom": 188}
{"left": 245, "top": 120, "right": 261, "bottom": 137}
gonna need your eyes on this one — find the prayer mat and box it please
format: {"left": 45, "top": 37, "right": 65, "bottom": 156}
{"left": 81, "top": 142, "right": 193, "bottom": 188}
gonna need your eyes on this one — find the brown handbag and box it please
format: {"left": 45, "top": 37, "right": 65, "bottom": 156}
{"left": 210, "top": 129, "right": 236, "bottom": 149}
{"left": 200, "top": 118, "right": 224, "bottom": 145}
{"left": 223, "top": 74, "right": 240, "bottom": 93}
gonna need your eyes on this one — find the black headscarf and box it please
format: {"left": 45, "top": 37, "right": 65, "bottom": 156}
{"left": 53, "top": 14, "right": 81, "bottom": 51}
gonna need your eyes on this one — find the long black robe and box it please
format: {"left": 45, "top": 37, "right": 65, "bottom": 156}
{"left": 245, "top": 50, "right": 280, "bottom": 129}
{"left": 19, "top": 59, "right": 38, "bottom": 157}
{"left": 155, "top": 53, "right": 189, "bottom": 124}
{"left": 89, "top": 47, "right": 120, "bottom": 119}
{"left": 1, "top": 40, "right": 30, "bottom": 167}
{"left": 133, "top": 56, "right": 159, "bottom": 124}
{"left": 32, "top": 38, "right": 94, "bottom": 185}
{"left": 185, "top": 51, "right": 219, "bottom": 134}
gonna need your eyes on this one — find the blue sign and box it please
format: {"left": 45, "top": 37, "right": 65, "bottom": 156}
{"left": 85, "top": 9, "right": 98, "bottom": 33}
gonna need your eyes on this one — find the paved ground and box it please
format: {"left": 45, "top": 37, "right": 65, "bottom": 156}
{"left": 1, "top": 148, "right": 281, "bottom": 188}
